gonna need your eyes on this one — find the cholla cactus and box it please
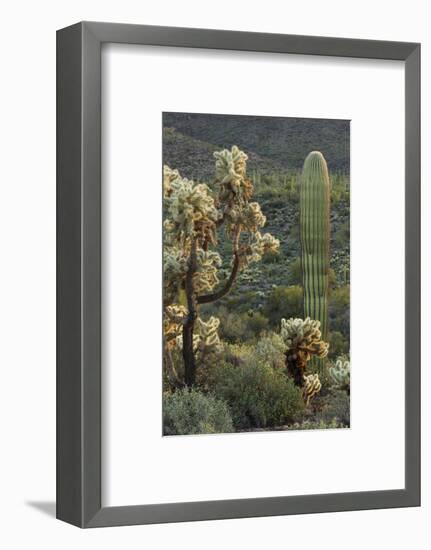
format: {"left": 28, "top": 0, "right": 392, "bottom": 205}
{"left": 174, "top": 317, "right": 222, "bottom": 356}
{"left": 193, "top": 249, "right": 222, "bottom": 294}
{"left": 242, "top": 202, "right": 266, "bottom": 230}
{"left": 163, "top": 165, "right": 180, "bottom": 196}
{"left": 328, "top": 357, "right": 350, "bottom": 391}
{"left": 163, "top": 168, "right": 218, "bottom": 240}
{"left": 163, "top": 304, "right": 188, "bottom": 350}
{"left": 196, "top": 316, "right": 222, "bottom": 354}
{"left": 247, "top": 231, "right": 280, "bottom": 266}
{"left": 163, "top": 147, "right": 279, "bottom": 387}
{"left": 303, "top": 373, "right": 322, "bottom": 405}
{"left": 280, "top": 317, "right": 329, "bottom": 386}
{"left": 214, "top": 145, "right": 248, "bottom": 192}
{"left": 163, "top": 246, "right": 188, "bottom": 305}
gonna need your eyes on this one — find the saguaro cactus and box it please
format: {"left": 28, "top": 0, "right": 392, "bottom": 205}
{"left": 300, "top": 151, "right": 331, "bottom": 343}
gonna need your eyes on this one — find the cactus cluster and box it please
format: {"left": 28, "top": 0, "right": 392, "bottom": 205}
{"left": 214, "top": 145, "right": 248, "bottom": 191}
{"left": 281, "top": 317, "right": 329, "bottom": 369}
{"left": 300, "top": 151, "right": 330, "bottom": 342}
{"left": 328, "top": 357, "right": 350, "bottom": 390}
{"left": 163, "top": 165, "right": 218, "bottom": 240}
{"left": 165, "top": 307, "right": 222, "bottom": 355}
{"left": 280, "top": 317, "right": 328, "bottom": 402}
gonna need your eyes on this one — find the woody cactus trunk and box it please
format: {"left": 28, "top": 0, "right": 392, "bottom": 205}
{"left": 299, "top": 151, "right": 330, "bottom": 369}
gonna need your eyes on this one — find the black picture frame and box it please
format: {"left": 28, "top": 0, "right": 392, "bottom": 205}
{"left": 57, "top": 21, "right": 421, "bottom": 528}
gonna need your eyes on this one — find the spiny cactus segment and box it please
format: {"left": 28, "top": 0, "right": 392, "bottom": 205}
{"left": 303, "top": 373, "right": 322, "bottom": 405}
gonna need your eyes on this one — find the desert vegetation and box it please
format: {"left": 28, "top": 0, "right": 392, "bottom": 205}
{"left": 162, "top": 113, "right": 350, "bottom": 435}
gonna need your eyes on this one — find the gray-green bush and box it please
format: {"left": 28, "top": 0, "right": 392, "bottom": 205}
{"left": 316, "top": 389, "right": 350, "bottom": 426}
{"left": 163, "top": 388, "right": 234, "bottom": 435}
{"left": 212, "top": 358, "right": 304, "bottom": 430}
{"left": 264, "top": 285, "right": 303, "bottom": 327}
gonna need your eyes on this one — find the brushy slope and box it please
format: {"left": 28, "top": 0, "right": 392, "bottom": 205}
{"left": 163, "top": 112, "right": 350, "bottom": 172}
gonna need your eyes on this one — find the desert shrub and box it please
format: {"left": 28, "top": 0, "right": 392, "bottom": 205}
{"left": 207, "top": 336, "right": 284, "bottom": 374}
{"left": 287, "top": 257, "right": 302, "bottom": 285}
{"left": 329, "top": 285, "right": 350, "bottom": 337}
{"left": 327, "top": 268, "right": 337, "bottom": 293}
{"left": 212, "top": 359, "right": 304, "bottom": 430}
{"left": 316, "top": 389, "right": 350, "bottom": 426}
{"left": 245, "top": 311, "right": 269, "bottom": 336}
{"left": 264, "top": 285, "right": 303, "bottom": 327}
{"left": 328, "top": 330, "right": 349, "bottom": 358}
{"left": 223, "top": 290, "right": 259, "bottom": 314}
{"left": 217, "top": 310, "right": 249, "bottom": 342}
{"left": 163, "top": 388, "right": 234, "bottom": 435}
{"left": 216, "top": 309, "right": 269, "bottom": 342}
{"left": 254, "top": 332, "right": 286, "bottom": 370}
{"left": 316, "top": 362, "right": 334, "bottom": 392}
{"left": 333, "top": 221, "right": 350, "bottom": 249}
{"left": 262, "top": 248, "right": 282, "bottom": 264}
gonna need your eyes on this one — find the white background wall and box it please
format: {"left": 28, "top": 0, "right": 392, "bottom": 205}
{"left": 0, "top": 1, "right": 428, "bottom": 547}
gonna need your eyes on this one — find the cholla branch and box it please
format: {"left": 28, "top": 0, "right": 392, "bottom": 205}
{"left": 280, "top": 317, "right": 329, "bottom": 388}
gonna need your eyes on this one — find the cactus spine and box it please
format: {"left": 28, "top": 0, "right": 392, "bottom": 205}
{"left": 300, "top": 151, "right": 330, "bottom": 345}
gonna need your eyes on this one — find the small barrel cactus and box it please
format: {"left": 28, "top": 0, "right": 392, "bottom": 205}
{"left": 303, "top": 373, "right": 322, "bottom": 405}
{"left": 328, "top": 357, "right": 350, "bottom": 391}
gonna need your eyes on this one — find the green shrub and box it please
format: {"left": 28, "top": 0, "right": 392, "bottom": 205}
{"left": 287, "top": 258, "right": 302, "bottom": 285}
{"left": 253, "top": 332, "right": 286, "bottom": 370}
{"left": 316, "top": 389, "right": 350, "bottom": 426}
{"left": 264, "top": 285, "right": 303, "bottom": 327}
{"left": 328, "top": 330, "right": 349, "bottom": 358}
{"left": 216, "top": 309, "right": 269, "bottom": 343}
{"left": 223, "top": 291, "right": 259, "bottom": 314}
{"left": 333, "top": 221, "right": 350, "bottom": 249}
{"left": 329, "top": 285, "right": 350, "bottom": 337}
{"left": 245, "top": 311, "right": 269, "bottom": 336}
{"left": 214, "top": 333, "right": 285, "bottom": 371}
{"left": 262, "top": 249, "right": 282, "bottom": 264}
{"left": 212, "top": 359, "right": 304, "bottom": 430}
{"left": 163, "top": 388, "right": 234, "bottom": 435}
{"left": 217, "top": 310, "right": 249, "bottom": 342}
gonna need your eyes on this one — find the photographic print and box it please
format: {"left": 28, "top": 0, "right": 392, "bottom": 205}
{"left": 162, "top": 112, "right": 350, "bottom": 436}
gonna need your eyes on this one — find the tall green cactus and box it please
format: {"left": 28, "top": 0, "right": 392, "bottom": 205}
{"left": 300, "top": 151, "right": 330, "bottom": 346}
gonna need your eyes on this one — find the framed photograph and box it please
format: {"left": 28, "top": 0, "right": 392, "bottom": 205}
{"left": 57, "top": 21, "right": 420, "bottom": 528}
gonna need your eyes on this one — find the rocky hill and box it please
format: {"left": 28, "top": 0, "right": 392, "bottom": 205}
{"left": 163, "top": 112, "right": 350, "bottom": 173}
